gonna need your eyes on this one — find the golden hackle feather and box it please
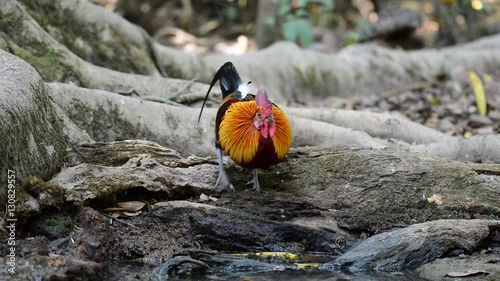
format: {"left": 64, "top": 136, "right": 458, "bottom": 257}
{"left": 271, "top": 106, "right": 292, "bottom": 159}
{"left": 219, "top": 101, "right": 260, "bottom": 166}
{"left": 218, "top": 100, "right": 292, "bottom": 167}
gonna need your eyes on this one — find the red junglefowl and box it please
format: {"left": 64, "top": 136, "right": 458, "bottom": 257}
{"left": 198, "top": 62, "right": 292, "bottom": 193}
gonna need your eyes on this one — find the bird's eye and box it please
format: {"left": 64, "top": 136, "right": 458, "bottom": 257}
{"left": 257, "top": 112, "right": 262, "bottom": 117}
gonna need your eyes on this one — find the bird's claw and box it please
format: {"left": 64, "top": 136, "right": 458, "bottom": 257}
{"left": 213, "top": 148, "right": 235, "bottom": 193}
{"left": 246, "top": 169, "right": 260, "bottom": 193}
{"left": 213, "top": 170, "right": 235, "bottom": 193}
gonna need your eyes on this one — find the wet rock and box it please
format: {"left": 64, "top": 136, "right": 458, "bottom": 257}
{"left": 323, "top": 219, "right": 500, "bottom": 272}
{"left": 152, "top": 201, "right": 347, "bottom": 253}
{"left": 20, "top": 236, "right": 50, "bottom": 257}
{"left": 28, "top": 212, "right": 73, "bottom": 240}
{"left": 2, "top": 255, "right": 104, "bottom": 281}
{"left": 154, "top": 255, "right": 210, "bottom": 279}
{"left": 418, "top": 254, "right": 500, "bottom": 281}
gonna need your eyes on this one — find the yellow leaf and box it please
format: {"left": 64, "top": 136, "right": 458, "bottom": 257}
{"left": 255, "top": 252, "right": 297, "bottom": 260}
{"left": 296, "top": 263, "right": 321, "bottom": 269}
{"left": 232, "top": 252, "right": 297, "bottom": 260}
{"left": 468, "top": 71, "right": 487, "bottom": 116}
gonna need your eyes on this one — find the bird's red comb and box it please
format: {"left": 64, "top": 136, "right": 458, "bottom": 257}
{"left": 256, "top": 89, "right": 273, "bottom": 114}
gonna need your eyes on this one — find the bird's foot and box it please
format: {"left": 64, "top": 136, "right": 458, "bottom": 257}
{"left": 213, "top": 170, "right": 235, "bottom": 193}
{"left": 246, "top": 169, "right": 260, "bottom": 194}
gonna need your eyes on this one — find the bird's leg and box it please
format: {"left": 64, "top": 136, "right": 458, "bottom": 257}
{"left": 244, "top": 169, "right": 261, "bottom": 193}
{"left": 214, "top": 147, "right": 235, "bottom": 192}
{"left": 251, "top": 169, "right": 260, "bottom": 193}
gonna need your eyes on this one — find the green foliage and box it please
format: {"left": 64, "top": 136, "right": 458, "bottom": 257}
{"left": 274, "top": 0, "right": 335, "bottom": 47}
{"left": 345, "top": 32, "right": 360, "bottom": 46}
{"left": 282, "top": 18, "right": 314, "bottom": 47}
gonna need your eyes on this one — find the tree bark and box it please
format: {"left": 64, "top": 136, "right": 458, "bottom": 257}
{"left": 0, "top": 50, "right": 66, "bottom": 205}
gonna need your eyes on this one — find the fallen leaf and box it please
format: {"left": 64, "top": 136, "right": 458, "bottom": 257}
{"left": 426, "top": 194, "right": 443, "bottom": 205}
{"left": 112, "top": 211, "right": 124, "bottom": 218}
{"left": 468, "top": 71, "right": 487, "bottom": 116}
{"left": 255, "top": 252, "right": 297, "bottom": 260}
{"left": 446, "top": 270, "right": 489, "bottom": 277}
{"left": 117, "top": 201, "right": 145, "bottom": 212}
{"left": 335, "top": 236, "right": 344, "bottom": 248}
{"left": 102, "top": 207, "right": 126, "bottom": 212}
{"left": 232, "top": 252, "right": 297, "bottom": 260}
{"left": 295, "top": 263, "right": 321, "bottom": 269}
{"left": 123, "top": 211, "right": 141, "bottom": 217}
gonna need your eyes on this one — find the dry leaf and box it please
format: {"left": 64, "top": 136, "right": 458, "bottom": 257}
{"left": 112, "top": 211, "right": 125, "bottom": 218}
{"left": 123, "top": 211, "right": 141, "bottom": 217}
{"left": 102, "top": 207, "right": 126, "bottom": 212}
{"left": 426, "top": 194, "right": 443, "bottom": 205}
{"left": 117, "top": 201, "right": 145, "bottom": 212}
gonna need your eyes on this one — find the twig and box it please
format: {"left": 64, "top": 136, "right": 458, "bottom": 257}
{"left": 100, "top": 211, "right": 138, "bottom": 228}
{"left": 139, "top": 96, "right": 189, "bottom": 107}
{"left": 118, "top": 89, "right": 139, "bottom": 97}
{"left": 467, "top": 163, "right": 500, "bottom": 176}
{"left": 383, "top": 81, "right": 439, "bottom": 99}
{"left": 168, "top": 78, "right": 198, "bottom": 101}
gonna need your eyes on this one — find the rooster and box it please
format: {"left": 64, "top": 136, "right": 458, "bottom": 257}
{"left": 198, "top": 62, "right": 292, "bottom": 193}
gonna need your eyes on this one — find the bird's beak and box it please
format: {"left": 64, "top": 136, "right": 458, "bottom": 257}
{"left": 266, "top": 114, "right": 274, "bottom": 122}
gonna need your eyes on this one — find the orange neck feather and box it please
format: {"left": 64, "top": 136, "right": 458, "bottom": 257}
{"left": 218, "top": 100, "right": 292, "bottom": 166}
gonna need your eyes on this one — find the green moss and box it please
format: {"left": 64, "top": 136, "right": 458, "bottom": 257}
{"left": 21, "top": 176, "right": 65, "bottom": 208}
{"left": 189, "top": 127, "right": 205, "bottom": 143}
{"left": 8, "top": 42, "right": 68, "bottom": 82}
{"left": 0, "top": 75, "right": 67, "bottom": 214}
{"left": 46, "top": 217, "right": 70, "bottom": 232}
{"left": 23, "top": 176, "right": 64, "bottom": 196}
{"left": 66, "top": 99, "right": 155, "bottom": 142}
{"left": 18, "top": 0, "right": 156, "bottom": 75}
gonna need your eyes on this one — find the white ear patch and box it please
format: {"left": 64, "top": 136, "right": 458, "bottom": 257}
{"left": 237, "top": 82, "right": 251, "bottom": 99}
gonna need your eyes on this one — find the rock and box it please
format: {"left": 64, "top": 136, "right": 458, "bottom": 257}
{"left": 488, "top": 110, "right": 500, "bottom": 121}
{"left": 20, "top": 236, "right": 50, "bottom": 257}
{"left": 322, "top": 219, "right": 500, "bottom": 272}
{"left": 153, "top": 255, "right": 210, "bottom": 279}
{"left": 152, "top": 201, "right": 347, "bottom": 253}
{"left": 437, "top": 118, "right": 456, "bottom": 133}
{"left": 418, "top": 254, "right": 500, "bottom": 281}
{"left": 474, "top": 126, "right": 494, "bottom": 135}
{"left": 28, "top": 212, "right": 73, "bottom": 239}
{"left": 468, "top": 114, "right": 493, "bottom": 127}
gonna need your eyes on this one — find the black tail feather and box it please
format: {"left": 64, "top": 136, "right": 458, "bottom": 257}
{"left": 197, "top": 62, "right": 242, "bottom": 123}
